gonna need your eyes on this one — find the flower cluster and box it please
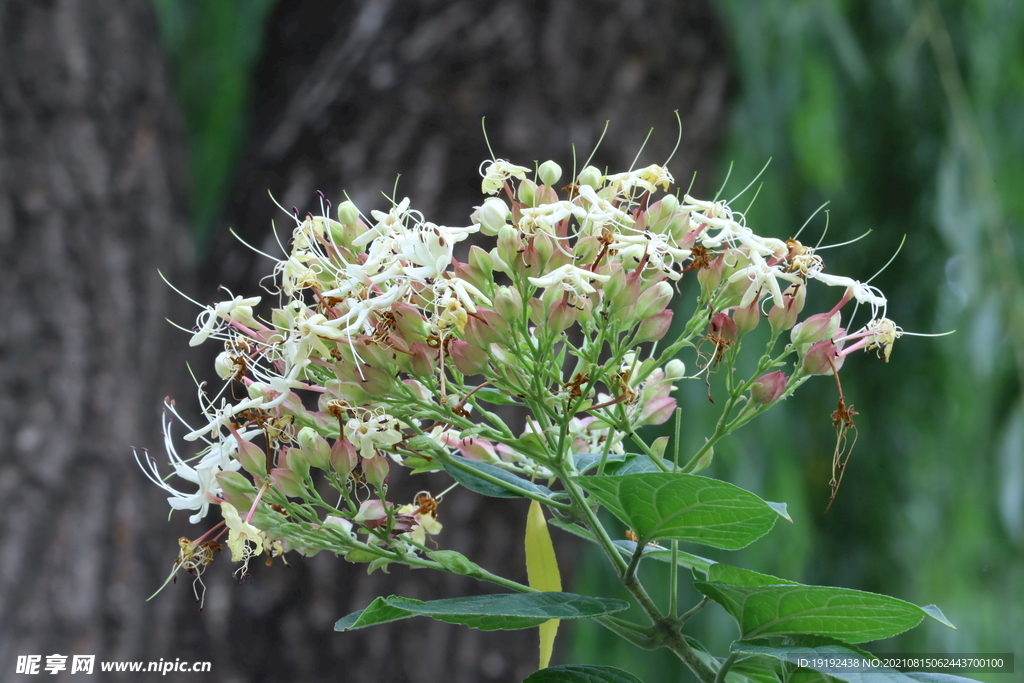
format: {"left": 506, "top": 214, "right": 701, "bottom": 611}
{"left": 141, "top": 156, "right": 906, "bottom": 585}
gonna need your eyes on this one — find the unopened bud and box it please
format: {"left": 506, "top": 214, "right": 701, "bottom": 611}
{"left": 538, "top": 160, "right": 562, "bottom": 187}
{"left": 791, "top": 311, "right": 840, "bottom": 348}
{"left": 518, "top": 178, "right": 537, "bottom": 206}
{"left": 361, "top": 455, "right": 390, "bottom": 489}
{"left": 665, "top": 359, "right": 686, "bottom": 380}
{"left": 449, "top": 340, "right": 490, "bottom": 376}
{"left": 750, "top": 371, "right": 788, "bottom": 404}
{"left": 578, "top": 165, "right": 602, "bottom": 189}
{"left": 330, "top": 438, "right": 358, "bottom": 478}
{"left": 634, "top": 309, "right": 673, "bottom": 343}
{"left": 278, "top": 445, "right": 310, "bottom": 480}
{"left": 474, "top": 197, "right": 511, "bottom": 235}
{"left": 353, "top": 499, "right": 389, "bottom": 529}
{"left": 709, "top": 312, "right": 738, "bottom": 342}
{"left": 799, "top": 339, "right": 846, "bottom": 376}
{"left": 493, "top": 286, "right": 523, "bottom": 321}
{"left": 734, "top": 299, "right": 761, "bottom": 337}
{"left": 547, "top": 299, "right": 577, "bottom": 334}
{"left": 270, "top": 467, "right": 305, "bottom": 497}
{"left": 496, "top": 225, "right": 521, "bottom": 270}
{"left": 337, "top": 200, "right": 359, "bottom": 226}
{"left": 216, "top": 471, "right": 256, "bottom": 511}
{"left": 297, "top": 426, "right": 331, "bottom": 470}
{"left": 636, "top": 281, "right": 673, "bottom": 319}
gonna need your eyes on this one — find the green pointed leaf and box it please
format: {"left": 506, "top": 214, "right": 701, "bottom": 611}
{"left": 523, "top": 664, "right": 645, "bottom": 683}
{"left": 731, "top": 637, "right": 986, "bottom": 683}
{"left": 573, "top": 451, "right": 628, "bottom": 474}
{"left": 444, "top": 455, "right": 554, "bottom": 499}
{"left": 919, "top": 604, "right": 956, "bottom": 630}
{"left": 574, "top": 473, "right": 784, "bottom": 549}
{"left": 546, "top": 516, "right": 717, "bottom": 574}
{"left": 335, "top": 592, "right": 629, "bottom": 632}
{"left": 472, "top": 387, "right": 522, "bottom": 405}
{"left": 697, "top": 565, "right": 952, "bottom": 643}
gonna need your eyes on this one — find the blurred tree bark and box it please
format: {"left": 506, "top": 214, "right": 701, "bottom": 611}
{"left": 0, "top": 0, "right": 196, "bottom": 677}
{"left": 186, "top": 1, "right": 732, "bottom": 682}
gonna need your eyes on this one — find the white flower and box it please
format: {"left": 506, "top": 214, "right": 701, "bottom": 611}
{"left": 727, "top": 251, "right": 803, "bottom": 310}
{"left": 220, "top": 502, "right": 265, "bottom": 562}
{"left": 528, "top": 264, "right": 611, "bottom": 302}
{"left": 190, "top": 294, "right": 261, "bottom": 346}
{"left": 344, "top": 411, "right": 405, "bottom": 460}
{"left": 481, "top": 160, "right": 531, "bottom": 195}
{"left": 808, "top": 271, "right": 888, "bottom": 317}
{"left": 603, "top": 164, "right": 674, "bottom": 194}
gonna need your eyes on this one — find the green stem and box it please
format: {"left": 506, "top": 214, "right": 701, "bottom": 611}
{"left": 668, "top": 541, "right": 679, "bottom": 617}
{"left": 715, "top": 652, "right": 739, "bottom": 683}
{"left": 679, "top": 596, "right": 709, "bottom": 625}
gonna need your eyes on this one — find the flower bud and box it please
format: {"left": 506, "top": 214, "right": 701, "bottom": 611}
{"left": 216, "top": 471, "right": 256, "bottom": 511}
{"left": 533, "top": 232, "right": 555, "bottom": 271}
{"left": 697, "top": 255, "right": 725, "bottom": 292}
{"left": 469, "top": 245, "right": 494, "bottom": 280}
{"left": 330, "top": 438, "right": 359, "bottom": 478}
{"left": 464, "top": 307, "right": 508, "bottom": 349}
{"left": 799, "top": 339, "right": 846, "bottom": 376}
{"left": 546, "top": 299, "right": 577, "bottom": 334}
{"left": 496, "top": 225, "right": 521, "bottom": 270}
{"left": 634, "top": 309, "right": 673, "bottom": 343}
{"left": 234, "top": 435, "right": 267, "bottom": 478}
{"left": 278, "top": 445, "right": 310, "bottom": 480}
{"left": 665, "top": 359, "right": 686, "bottom": 380}
{"left": 473, "top": 197, "right": 512, "bottom": 235}
{"left": 297, "top": 426, "right": 332, "bottom": 470}
{"left": 750, "top": 371, "right": 788, "bottom": 404}
{"left": 518, "top": 178, "right": 537, "bottom": 206}
{"left": 361, "top": 455, "right": 390, "bottom": 489}
{"left": 578, "top": 165, "right": 602, "bottom": 189}
{"left": 391, "top": 301, "right": 429, "bottom": 342}
{"left": 270, "top": 467, "right": 305, "bottom": 497}
{"left": 337, "top": 200, "right": 359, "bottom": 226}
{"left": 493, "top": 286, "right": 523, "bottom": 321}
{"left": 791, "top": 311, "right": 840, "bottom": 348}
{"left": 734, "top": 298, "right": 761, "bottom": 337}
{"left": 637, "top": 396, "right": 677, "bottom": 426}
{"left": 354, "top": 499, "right": 389, "bottom": 529}
{"left": 636, "top": 281, "right": 673, "bottom": 319}
{"left": 538, "top": 160, "right": 562, "bottom": 187}
{"left": 449, "top": 340, "right": 490, "bottom": 376}
{"left": 709, "top": 312, "right": 738, "bottom": 342}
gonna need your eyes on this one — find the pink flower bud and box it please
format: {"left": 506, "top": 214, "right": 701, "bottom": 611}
{"left": 270, "top": 467, "right": 305, "bottom": 497}
{"left": 330, "top": 438, "right": 358, "bottom": 478}
{"left": 791, "top": 311, "right": 841, "bottom": 348}
{"left": 277, "top": 446, "right": 309, "bottom": 480}
{"left": 800, "top": 339, "right": 846, "bottom": 376}
{"left": 216, "top": 471, "right": 257, "bottom": 511}
{"left": 455, "top": 437, "right": 502, "bottom": 463}
{"left": 546, "top": 299, "right": 577, "bottom": 334}
{"left": 452, "top": 259, "right": 488, "bottom": 294}
{"left": 391, "top": 301, "right": 429, "bottom": 342}
{"left": 464, "top": 307, "right": 508, "bottom": 349}
{"left": 697, "top": 255, "right": 725, "bottom": 291}
{"left": 750, "top": 371, "right": 788, "bottom": 404}
{"left": 638, "top": 396, "right": 677, "bottom": 426}
{"left": 734, "top": 299, "right": 761, "bottom": 336}
{"left": 767, "top": 284, "right": 806, "bottom": 336}
{"left": 297, "top": 427, "right": 331, "bottom": 470}
{"left": 636, "top": 281, "right": 673, "bottom": 319}
{"left": 634, "top": 309, "right": 673, "bottom": 343}
{"left": 234, "top": 434, "right": 267, "bottom": 478}
{"left": 361, "top": 455, "right": 390, "bottom": 489}
{"left": 409, "top": 342, "right": 438, "bottom": 376}
{"left": 496, "top": 225, "right": 522, "bottom": 272}
{"left": 354, "top": 499, "right": 389, "bottom": 529}
{"left": 709, "top": 312, "right": 738, "bottom": 342}
{"left": 449, "top": 340, "right": 490, "bottom": 376}
{"left": 493, "top": 286, "right": 523, "bottom": 321}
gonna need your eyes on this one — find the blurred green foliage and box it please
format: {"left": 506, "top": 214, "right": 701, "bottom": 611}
{"left": 569, "top": 1, "right": 1024, "bottom": 680}
{"left": 152, "top": 0, "right": 278, "bottom": 252}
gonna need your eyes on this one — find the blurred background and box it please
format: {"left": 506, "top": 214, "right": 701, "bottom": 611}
{"left": 0, "top": 0, "right": 1019, "bottom": 681}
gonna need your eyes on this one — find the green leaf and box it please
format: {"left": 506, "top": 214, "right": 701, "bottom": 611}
{"left": 546, "top": 517, "right": 717, "bottom": 574}
{"left": 444, "top": 455, "right": 554, "bottom": 499}
{"left": 573, "top": 451, "right": 628, "bottom": 474}
{"left": 526, "top": 501, "right": 562, "bottom": 669}
{"left": 523, "top": 664, "right": 645, "bottom": 683}
{"left": 605, "top": 455, "right": 663, "bottom": 475}
{"left": 472, "top": 387, "right": 522, "bottom": 405}
{"left": 697, "top": 565, "right": 954, "bottom": 643}
{"left": 731, "top": 637, "right": 985, "bottom": 683}
{"left": 335, "top": 592, "right": 629, "bottom": 632}
{"left": 574, "top": 473, "right": 784, "bottom": 549}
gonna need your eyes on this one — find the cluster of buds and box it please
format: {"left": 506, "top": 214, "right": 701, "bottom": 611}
{"left": 140, "top": 155, "right": 910, "bottom": 586}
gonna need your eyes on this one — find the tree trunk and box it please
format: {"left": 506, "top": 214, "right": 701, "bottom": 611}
{"left": 0, "top": 0, "right": 196, "bottom": 678}
{"left": 187, "top": 2, "right": 733, "bottom": 681}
